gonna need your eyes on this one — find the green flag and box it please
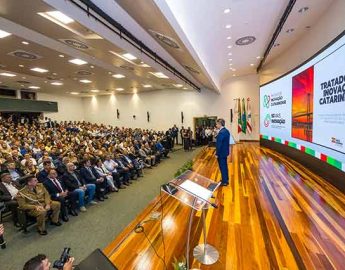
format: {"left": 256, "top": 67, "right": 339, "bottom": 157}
{"left": 241, "top": 98, "right": 247, "bottom": 134}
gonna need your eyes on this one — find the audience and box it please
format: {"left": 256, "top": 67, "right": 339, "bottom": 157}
{"left": 0, "top": 120, "right": 174, "bottom": 237}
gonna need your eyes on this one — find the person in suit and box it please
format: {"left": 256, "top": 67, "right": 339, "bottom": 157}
{"left": 62, "top": 163, "right": 97, "bottom": 212}
{"left": 16, "top": 175, "right": 61, "bottom": 235}
{"left": 215, "top": 118, "right": 230, "bottom": 186}
{"left": 43, "top": 169, "right": 78, "bottom": 221}
{"left": 0, "top": 173, "right": 20, "bottom": 226}
{"left": 172, "top": 124, "right": 179, "bottom": 145}
{"left": 36, "top": 161, "right": 52, "bottom": 183}
{"left": 5, "top": 162, "right": 26, "bottom": 184}
{"left": 80, "top": 159, "right": 108, "bottom": 201}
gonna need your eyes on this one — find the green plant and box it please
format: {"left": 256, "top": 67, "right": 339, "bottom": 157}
{"left": 174, "top": 160, "right": 193, "bottom": 177}
{"left": 172, "top": 256, "right": 187, "bottom": 270}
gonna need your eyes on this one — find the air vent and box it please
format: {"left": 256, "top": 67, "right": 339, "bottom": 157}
{"left": 8, "top": 50, "right": 42, "bottom": 60}
{"left": 59, "top": 39, "right": 89, "bottom": 50}
{"left": 16, "top": 80, "right": 31, "bottom": 84}
{"left": 235, "top": 36, "right": 256, "bottom": 46}
{"left": 148, "top": 30, "right": 180, "bottom": 49}
{"left": 184, "top": 65, "right": 200, "bottom": 74}
{"left": 76, "top": 70, "right": 93, "bottom": 76}
{"left": 120, "top": 65, "right": 134, "bottom": 71}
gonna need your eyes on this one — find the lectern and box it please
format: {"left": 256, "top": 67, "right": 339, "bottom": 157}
{"left": 161, "top": 170, "right": 221, "bottom": 268}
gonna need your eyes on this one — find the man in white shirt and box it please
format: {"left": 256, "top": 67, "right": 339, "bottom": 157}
{"left": 0, "top": 173, "right": 20, "bottom": 226}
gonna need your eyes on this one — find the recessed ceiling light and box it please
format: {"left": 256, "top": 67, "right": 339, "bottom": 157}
{"left": 79, "top": 79, "right": 92, "bottom": 83}
{"left": 232, "top": 68, "right": 237, "bottom": 71}
{"left": 0, "top": 72, "right": 16, "bottom": 77}
{"left": 228, "top": 52, "right": 232, "bottom": 56}
{"left": 19, "top": 64, "right": 24, "bottom": 68}
{"left": 227, "top": 36, "right": 232, "bottom": 40}
{"left": 256, "top": 56, "right": 261, "bottom": 59}
{"left": 59, "top": 54, "right": 64, "bottom": 58}
{"left": 122, "top": 53, "right": 137, "bottom": 60}
{"left": 108, "top": 72, "right": 112, "bottom": 75}
{"left": 51, "top": 81, "right": 63, "bottom": 86}
{"left": 229, "top": 59, "right": 233, "bottom": 61}
{"left": 229, "top": 63, "right": 233, "bottom": 66}
{"left": 143, "top": 84, "right": 152, "bottom": 88}
{"left": 112, "top": 74, "right": 125, "bottom": 79}
{"left": 227, "top": 45, "right": 232, "bottom": 49}
{"left": 70, "top": 92, "right": 79, "bottom": 95}
{"left": 90, "top": 65, "right": 94, "bottom": 69}
{"left": 250, "top": 64, "right": 254, "bottom": 66}
{"left": 183, "top": 87, "right": 188, "bottom": 90}
{"left": 69, "top": 58, "right": 87, "bottom": 65}
{"left": 39, "top": 11, "right": 74, "bottom": 25}
{"left": 116, "top": 88, "right": 124, "bottom": 91}
{"left": 233, "top": 74, "right": 236, "bottom": 77}
{"left": 31, "top": 67, "right": 49, "bottom": 73}
{"left": 225, "top": 24, "right": 232, "bottom": 29}
{"left": 149, "top": 72, "right": 169, "bottom": 79}
{"left": 224, "top": 8, "right": 230, "bottom": 14}
{"left": 90, "top": 89, "right": 99, "bottom": 93}
{"left": 52, "top": 72, "right": 57, "bottom": 76}
{"left": 28, "top": 86, "right": 40, "bottom": 89}
{"left": 173, "top": 84, "right": 183, "bottom": 88}
{"left": 0, "top": 29, "right": 11, "bottom": 38}
{"left": 140, "top": 62, "right": 150, "bottom": 68}
{"left": 22, "top": 41, "right": 29, "bottom": 45}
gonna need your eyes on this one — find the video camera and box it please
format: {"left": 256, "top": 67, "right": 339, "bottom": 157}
{"left": 53, "top": 248, "right": 71, "bottom": 269}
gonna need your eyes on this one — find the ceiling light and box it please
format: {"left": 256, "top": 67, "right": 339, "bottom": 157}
{"left": 173, "top": 84, "right": 183, "bottom": 88}
{"left": 90, "top": 89, "right": 99, "bottom": 93}
{"left": 122, "top": 53, "right": 137, "bottom": 60}
{"left": 52, "top": 72, "right": 57, "bottom": 76}
{"left": 39, "top": 11, "right": 74, "bottom": 24}
{"left": 233, "top": 74, "right": 236, "bottom": 77}
{"left": 116, "top": 88, "right": 124, "bottom": 91}
{"left": 79, "top": 79, "right": 92, "bottom": 83}
{"left": 224, "top": 9, "right": 230, "bottom": 14}
{"left": 183, "top": 87, "right": 188, "bottom": 90}
{"left": 229, "top": 58, "right": 233, "bottom": 61}
{"left": 0, "top": 72, "right": 16, "bottom": 77}
{"left": 229, "top": 63, "right": 233, "bottom": 66}
{"left": 30, "top": 67, "right": 49, "bottom": 73}
{"left": 90, "top": 65, "right": 94, "bottom": 69}
{"left": 29, "top": 86, "right": 40, "bottom": 89}
{"left": 149, "top": 72, "right": 169, "bottom": 79}
{"left": 59, "top": 54, "right": 64, "bottom": 58}
{"left": 228, "top": 52, "right": 232, "bottom": 56}
{"left": 232, "top": 68, "right": 237, "bottom": 71}
{"left": 112, "top": 74, "right": 125, "bottom": 79}
{"left": 19, "top": 64, "right": 24, "bottom": 68}
{"left": 69, "top": 58, "right": 87, "bottom": 65}
{"left": 143, "top": 84, "right": 152, "bottom": 88}
{"left": 227, "top": 45, "right": 232, "bottom": 49}
{"left": 22, "top": 41, "right": 29, "bottom": 45}
{"left": 227, "top": 36, "right": 231, "bottom": 40}
{"left": 0, "top": 29, "right": 11, "bottom": 38}
{"left": 256, "top": 56, "right": 261, "bottom": 59}
{"left": 250, "top": 64, "right": 254, "bottom": 66}
{"left": 140, "top": 62, "right": 150, "bottom": 68}
{"left": 225, "top": 24, "right": 232, "bottom": 29}
{"left": 70, "top": 92, "right": 79, "bottom": 95}
{"left": 51, "top": 81, "right": 63, "bottom": 86}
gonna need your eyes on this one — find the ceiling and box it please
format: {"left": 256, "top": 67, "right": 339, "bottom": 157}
{"left": 0, "top": 0, "right": 336, "bottom": 97}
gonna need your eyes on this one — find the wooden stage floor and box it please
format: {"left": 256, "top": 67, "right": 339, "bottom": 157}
{"left": 104, "top": 143, "right": 345, "bottom": 270}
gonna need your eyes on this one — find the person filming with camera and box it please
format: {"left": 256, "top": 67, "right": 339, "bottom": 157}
{"left": 23, "top": 253, "right": 75, "bottom": 270}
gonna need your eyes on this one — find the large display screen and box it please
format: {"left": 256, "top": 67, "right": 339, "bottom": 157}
{"left": 260, "top": 33, "right": 345, "bottom": 172}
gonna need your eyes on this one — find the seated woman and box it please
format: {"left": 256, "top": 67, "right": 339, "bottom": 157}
{"left": 23, "top": 159, "right": 39, "bottom": 175}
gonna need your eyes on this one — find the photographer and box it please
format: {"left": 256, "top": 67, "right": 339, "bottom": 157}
{"left": 23, "top": 254, "right": 75, "bottom": 270}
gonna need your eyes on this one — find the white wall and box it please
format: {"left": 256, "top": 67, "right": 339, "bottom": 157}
{"left": 82, "top": 74, "right": 260, "bottom": 141}
{"left": 260, "top": 0, "right": 345, "bottom": 84}
{"left": 37, "top": 92, "right": 85, "bottom": 121}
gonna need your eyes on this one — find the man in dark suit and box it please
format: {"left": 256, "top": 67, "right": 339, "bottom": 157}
{"left": 43, "top": 169, "right": 78, "bottom": 220}
{"left": 80, "top": 159, "right": 108, "bottom": 201}
{"left": 62, "top": 163, "right": 97, "bottom": 212}
{"left": 215, "top": 118, "right": 230, "bottom": 186}
{"left": 0, "top": 173, "right": 20, "bottom": 226}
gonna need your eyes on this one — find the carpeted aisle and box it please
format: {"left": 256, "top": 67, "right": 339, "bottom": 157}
{"left": 0, "top": 147, "right": 202, "bottom": 270}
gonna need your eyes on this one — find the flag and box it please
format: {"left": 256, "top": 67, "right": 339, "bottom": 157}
{"left": 241, "top": 98, "right": 247, "bottom": 134}
{"left": 237, "top": 99, "right": 242, "bottom": 133}
{"left": 247, "top": 98, "right": 252, "bottom": 134}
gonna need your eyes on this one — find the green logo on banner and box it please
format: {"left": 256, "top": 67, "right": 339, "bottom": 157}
{"left": 264, "top": 114, "right": 271, "bottom": 127}
{"left": 263, "top": 95, "right": 270, "bottom": 108}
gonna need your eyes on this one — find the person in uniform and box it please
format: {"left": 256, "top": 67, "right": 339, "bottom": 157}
{"left": 17, "top": 175, "right": 61, "bottom": 235}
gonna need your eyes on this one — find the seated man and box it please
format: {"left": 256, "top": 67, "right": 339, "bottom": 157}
{"left": 62, "top": 163, "right": 97, "bottom": 212}
{"left": 36, "top": 160, "right": 52, "bottom": 183}
{"left": 80, "top": 159, "right": 108, "bottom": 201}
{"left": 43, "top": 169, "right": 78, "bottom": 221}
{"left": 5, "top": 162, "right": 26, "bottom": 184}
{"left": 16, "top": 175, "right": 61, "bottom": 235}
{"left": 114, "top": 153, "right": 132, "bottom": 185}
{"left": 0, "top": 173, "right": 20, "bottom": 226}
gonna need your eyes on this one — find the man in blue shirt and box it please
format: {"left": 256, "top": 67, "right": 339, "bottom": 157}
{"left": 215, "top": 118, "right": 230, "bottom": 186}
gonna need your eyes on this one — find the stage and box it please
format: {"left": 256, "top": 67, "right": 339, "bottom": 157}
{"left": 103, "top": 143, "right": 345, "bottom": 270}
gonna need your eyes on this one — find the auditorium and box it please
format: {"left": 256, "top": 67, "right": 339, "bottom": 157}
{"left": 0, "top": 0, "right": 344, "bottom": 269}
